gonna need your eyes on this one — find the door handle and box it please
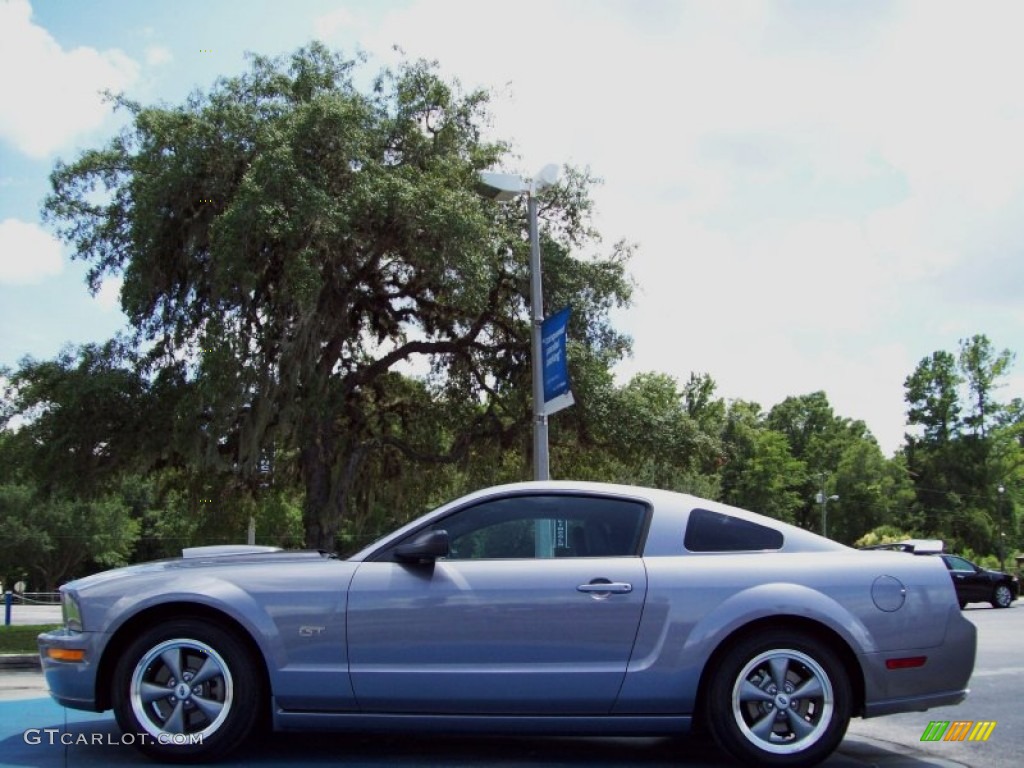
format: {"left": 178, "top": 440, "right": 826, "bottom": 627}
{"left": 577, "top": 582, "right": 632, "bottom": 594}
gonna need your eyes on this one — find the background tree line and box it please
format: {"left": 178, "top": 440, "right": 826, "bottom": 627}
{"left": 1, "top": 44, "right": 1020, "bottom": 589}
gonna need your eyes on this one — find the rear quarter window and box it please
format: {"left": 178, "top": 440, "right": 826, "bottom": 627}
{"left": 684, "top": 508, "right": 784, "bottom": 552}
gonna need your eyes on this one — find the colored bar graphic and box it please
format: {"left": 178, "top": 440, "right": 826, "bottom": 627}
{"left": 920, "top": 720, "right": 996, "bottom": 742}
{"left": 967, "top": 721, "right": 996, "bottom": 742}
{"left": 943, "top": 721, "right": 972, "bottom": 741}
{"left": 920, "top": 721, "right": 949, "bottom": 741}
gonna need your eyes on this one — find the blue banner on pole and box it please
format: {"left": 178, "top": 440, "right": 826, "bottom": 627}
{"left": 541, "top": 307, "right": 574, "bottom": 416}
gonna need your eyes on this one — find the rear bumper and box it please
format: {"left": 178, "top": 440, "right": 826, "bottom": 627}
{"left": 864, "top": 688, "right": 968, "bottom": 717}
{"left": 860, "top": 603, "right": 976, "bottom": 718}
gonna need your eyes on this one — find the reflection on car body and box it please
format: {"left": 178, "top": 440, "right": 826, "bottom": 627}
{"left": 39, "top": 481, "right": 977, "bottom": 767}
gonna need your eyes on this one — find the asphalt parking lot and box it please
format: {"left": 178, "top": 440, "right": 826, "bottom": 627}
{"left": 3, "top": 603, "right": 1017, "bottom": 767}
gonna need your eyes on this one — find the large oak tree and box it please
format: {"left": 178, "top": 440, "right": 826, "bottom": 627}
{"left": 41, "top": 44, "right": 632, "bottom": 550}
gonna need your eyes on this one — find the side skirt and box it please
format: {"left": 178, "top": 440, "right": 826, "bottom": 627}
{"left": 273, "top": 707, "right": 692, "bottom": 737}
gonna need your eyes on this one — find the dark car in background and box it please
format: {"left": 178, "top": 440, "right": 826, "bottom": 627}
{"left": 938, "top": 553, "right": 1019, "bottom": 609}
{"left": 861, "top": 540, "right": 1019, "bottom": 609}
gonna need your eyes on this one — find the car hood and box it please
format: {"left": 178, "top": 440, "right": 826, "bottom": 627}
{"left": 65, "top": 550, "right": 331, "bottom": 592}
{"left": 982, "top": 568, "right": 1015, "bottom": 579}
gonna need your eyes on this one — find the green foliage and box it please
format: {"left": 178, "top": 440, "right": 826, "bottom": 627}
{"left": 39, "top": 43, "right": 633, "bottom": 551}
{"left": 701, "top": 390, "right": 903, "bottom": 543}
{"left": 253, "top": 489, "right": 305, "bottom": 549}
{"left": 854, "top": 526, "right": 914, "bottom": 548}
{"left": 958, "top": 550, "right": 1003, "bottom": 571}
{"left": 600, "top": 373, "right": 717, "bottom": 490}
{"left": 0, "top": 482, "right": 138, "bottom": 590}
{"left": 682, "top": 372, "right": 726, "bottom": 435}
{"left": 831, "top": 441, "right": 914, "bottom": 544}
{"left": 0, "top": 625, "right": 62, "bottom": 654}
{"left": 0, "top": 339, "right": 159, "bottom": 496}
{"left": 903, "top": 334, "right": 1021, "bottom": 561}
{"left": 958, "top": 334, "right": 1015, "bottom": 438}
{"left": 723, "top": 427, "right": 806, "bottom": 523}
{"left": 905, "top": 350, "right": 962, "bottom": 443}
{"left": 765, "top": 392, "right": 874, "bottom": 532}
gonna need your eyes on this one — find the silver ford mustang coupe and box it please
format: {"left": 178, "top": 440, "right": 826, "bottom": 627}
{"left": 39, "top": 481, "right": 976, "bottom": 766}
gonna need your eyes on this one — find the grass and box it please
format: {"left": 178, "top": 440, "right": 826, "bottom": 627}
{"left": 0, "top": 625, "right": 60, "bottom": 654}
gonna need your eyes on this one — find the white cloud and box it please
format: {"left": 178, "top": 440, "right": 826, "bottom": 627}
{"left": 348, "top": 0, "right": 1024, "bottom": 453}
{"left": 313, "top": 8, "right": 363, "bottom": 43}
{"left": 145, "top": 45, "right": 172, "bottom": 67}
{"left": 0, "top": 0, "right": 140, "bottom": 158}
{"left": 0, "top": 218, "right": 64, "bottom": 284}
{"left": 0, "top": 0, "right": 1012, "bottom": 456}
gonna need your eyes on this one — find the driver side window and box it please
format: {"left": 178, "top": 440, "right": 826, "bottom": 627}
{"left": 452, "top": 517, "right": 535, "bottom": 559}
{"left": 442, "top": 494, "right": 647, "bottom": 560}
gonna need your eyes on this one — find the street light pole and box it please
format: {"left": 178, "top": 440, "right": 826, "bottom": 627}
{"left": 817, "top": 472, "right": 839, "bottom": 539}
{"left": 526, "top": 193, "right": 548, "bottom": 480}
{"left": 998, "top": 484, "right": 1006, "bottom": 571}
{"left": 477, "top": 165, "right": 560, "bottom": 481}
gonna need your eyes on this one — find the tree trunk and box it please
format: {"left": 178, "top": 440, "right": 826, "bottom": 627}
{"left": 300, "top": 415, "right": 370, "bottom": 553}
{"left": 301, "top": 416, "right": 337, "bottom": 552}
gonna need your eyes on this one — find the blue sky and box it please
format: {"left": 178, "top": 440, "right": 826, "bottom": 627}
{"left": 2, "top": 0, "right": 1022, "bottom": 456}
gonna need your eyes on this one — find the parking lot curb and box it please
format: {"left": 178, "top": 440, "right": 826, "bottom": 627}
{"left": 0, "top": 654, "right": 40, "bottom": 670}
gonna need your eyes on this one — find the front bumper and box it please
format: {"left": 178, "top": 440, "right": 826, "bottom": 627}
{"left": 37, "top": 628, "right": 104, "bottom": 712}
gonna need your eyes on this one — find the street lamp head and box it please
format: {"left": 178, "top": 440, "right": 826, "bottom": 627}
{"left": 829, "top": 495, "right": 839, "bottom": 501}
{"left": 478, "top": 164, "right": 560, "bottom": 201}
{"left": 998, "top": 485, "right": 1005, "bottom": 494}
{"left": 530, "top": 163, "right": 560, "bottom": 194}
{"left": 476, "top": 171, "right": 528, "bottom": 201}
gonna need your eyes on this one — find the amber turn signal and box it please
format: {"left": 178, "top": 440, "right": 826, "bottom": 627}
{"left": 46, "top": 648, "right": 85, "bottom": 662}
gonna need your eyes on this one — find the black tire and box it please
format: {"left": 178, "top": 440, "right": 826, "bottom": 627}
{"left": 959, "top": 600, "right": 967, "bottom": 610}
{"left": 111, "top": 618, "right": 264, "bottom": 762}
{"left": 705, "top": 630, "right": 852, "bottom": 767}
{"left": 991, "top": 584, "right": 1014, "bottom": 609}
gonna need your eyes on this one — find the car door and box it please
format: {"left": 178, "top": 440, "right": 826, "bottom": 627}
{"left": 943, "top": 555, "right": 987, "bottom": 603}
{"left": 346, "top": 492, "right": 650, "bottom": 715}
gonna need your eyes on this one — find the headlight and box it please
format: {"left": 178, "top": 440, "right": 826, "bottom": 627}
{"left": 61, "top": 591, "right": 83, "bottom": 632}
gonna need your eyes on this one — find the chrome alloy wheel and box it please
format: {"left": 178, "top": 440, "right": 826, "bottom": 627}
{"left": 129, "top": 638, "right": 234, "bottom": 741}
{"left": 731, "top": 648, "right": 834, "bottom": 755}
{"left": 993, "top": 584, "right": 1014, "bottom": 608}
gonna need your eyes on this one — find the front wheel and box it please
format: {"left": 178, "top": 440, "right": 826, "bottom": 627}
{"left": 112, "top": 619, "right": 263, "bottom": 762}
{"left": 992, "top": 584, "right": 1014, "bottom": 608}
{"left": 705, "top": 630, "right": 852, "bottom": 767}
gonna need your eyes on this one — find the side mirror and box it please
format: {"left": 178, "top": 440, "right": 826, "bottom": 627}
{"left": 395, "top": 530, "right": 450, "bottom": 564}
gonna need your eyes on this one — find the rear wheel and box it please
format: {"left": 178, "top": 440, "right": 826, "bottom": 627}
{"left": 705, "top": 630, "right": 851, "bottom": 767}
{"left": 112, "top": 619, "right": 263, "bottom": 762}
{"left": 992, "top": 584, "right": 1014, "bottom": 608}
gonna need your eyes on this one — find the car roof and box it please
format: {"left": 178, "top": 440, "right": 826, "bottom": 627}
{"left": 347, "top": 480, "right": 848, "bottom": 561}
